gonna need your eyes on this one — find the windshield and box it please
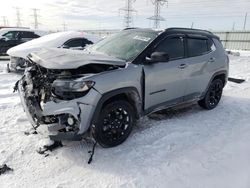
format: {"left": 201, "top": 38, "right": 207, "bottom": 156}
{"left": 91, "top": 30, "right": 159, "bottom": 61}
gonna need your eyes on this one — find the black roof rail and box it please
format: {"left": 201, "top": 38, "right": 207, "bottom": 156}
{"left": 165, "top": 27, "right": 213, "bottom": 35}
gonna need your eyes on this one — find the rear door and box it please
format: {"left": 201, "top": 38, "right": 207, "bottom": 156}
{"left": 183, "top": 36, "right": 216, "bottom": 101}
{"left": 19, "top": 31, "right": 40, "bottom": 43}
{"left": 144, "top": 34, "right": 188, "bottom": 110}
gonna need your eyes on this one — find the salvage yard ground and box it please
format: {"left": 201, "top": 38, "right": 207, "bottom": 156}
{"left": 0, "top": 53, "right": 250, "bottom": 188}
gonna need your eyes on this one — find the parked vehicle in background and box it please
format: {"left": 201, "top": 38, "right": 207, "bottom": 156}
{"left": 7, "top": 31, "right": 101, "bottom": 72}
{"left": 0, "top": 28, "right": 48, "bottom": 56}
{"left": 17, "top": 28, "right": 229, "bottom": 148}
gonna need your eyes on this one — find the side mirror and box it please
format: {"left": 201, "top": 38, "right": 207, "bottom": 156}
{"left": 146, "top": 52, "right": 169, "bottom": 63}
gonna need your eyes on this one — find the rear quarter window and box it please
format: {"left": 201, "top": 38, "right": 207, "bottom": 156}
{"left": 187, "top": 38, "right": 211, "bottom": 57}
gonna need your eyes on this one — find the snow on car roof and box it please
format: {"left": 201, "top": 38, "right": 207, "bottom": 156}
{"left": 12, "top": 31, "right": 100, "bottom": 48}
{"left": 7, "top": 31, "right": 101, "bottom": 58}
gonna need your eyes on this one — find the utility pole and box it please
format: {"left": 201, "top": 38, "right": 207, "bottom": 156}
{"left": 191, "top": 22, "right": 194, "bottom": 29}
{"left": 243, "top": 12, "right": 247, "bottom": 30}
{"left": 14, "top": 7, "right": 22, "bottom": 27}
{"left": 148, "top": 0, "right": 168, "bottom": 29}
{"left": 232, "top": 22, "right": 235, "bottom": 31}
{"left": 31, "top": 8, "right": 40, "bottom": 29}
{"left": 119, "top": 0, "right": 137, "bottom": 28}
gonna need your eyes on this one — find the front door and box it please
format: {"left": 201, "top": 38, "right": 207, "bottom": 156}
{"left": 143, "top": 35, "right": 188, "bottom": 111}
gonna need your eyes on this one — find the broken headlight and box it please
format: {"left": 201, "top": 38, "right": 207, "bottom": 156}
{"left": 52, "top": 80, "right": 95, "bottom": 100}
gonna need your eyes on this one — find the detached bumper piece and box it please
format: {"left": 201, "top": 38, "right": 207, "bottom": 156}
{"left": 49, "top": 132, "right": 82, "bottom": 141}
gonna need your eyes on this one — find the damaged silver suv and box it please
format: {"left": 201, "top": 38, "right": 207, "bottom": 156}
{"left": 17, "top": 28, "right": 229, "bottom": 147}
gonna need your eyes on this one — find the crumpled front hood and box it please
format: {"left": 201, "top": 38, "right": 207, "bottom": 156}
{"left": 28, "top": 48, "right": 126, "bottom": 69}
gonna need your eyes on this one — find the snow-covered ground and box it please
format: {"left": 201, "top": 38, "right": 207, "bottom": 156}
{"left": 0, "top": 54, "right": 250, "bottom": 188}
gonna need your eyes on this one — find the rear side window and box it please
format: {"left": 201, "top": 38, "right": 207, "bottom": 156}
{"left": 64, "top": 39, "right": 83, "bottom": 47}
{"left": 82, "top": 38, "right": 93, "bottom": 47}
{"left": 187, "top": 38, "right": 211, "bottom": 57}
{"left": 20, "top": 31, "right": 39, "bottom": 39}
{"left": 155, "top": 37, "right": 184, "bottom": 60}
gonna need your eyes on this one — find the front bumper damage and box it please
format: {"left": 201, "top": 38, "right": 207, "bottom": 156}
{"left": 18, "top": 78, "right": 102, "bottom": 141}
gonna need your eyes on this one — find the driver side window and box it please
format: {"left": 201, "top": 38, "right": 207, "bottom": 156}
{"left": 155, "top": 37, "right": 185, "bottom": 60}
{"left": 3, "top": 31, "right": 19, "bottom": 40}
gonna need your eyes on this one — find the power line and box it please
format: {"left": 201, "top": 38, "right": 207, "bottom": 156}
{"left": 14, "top": 7, "right": 22, "bottom": 27}
{"left": 119, "top": 0, "right": 137, "bottom": 28}
{"left": 148, "top": 0, "right": 168, "bottom": 29}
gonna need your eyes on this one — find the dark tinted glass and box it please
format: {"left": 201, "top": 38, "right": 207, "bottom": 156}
{"left": 64, "top": 39, "right": 82, "bottom": 47}
{"left": 21, "top": 31, "right": 38, "bottom": 38}
{"left": 187, "top": 38, "right": 209, "bottom": 57}
{"left": 3, "top": 31, "right": 19, "bottom": 40}
{"left": 82, "top": 38, "right": 93, "bottom": 47}
{"left": 155, "top": 37, "right": 184, "bottom": 60}
{"left": 207, "top": 38, "right": 215, "bottom": 51}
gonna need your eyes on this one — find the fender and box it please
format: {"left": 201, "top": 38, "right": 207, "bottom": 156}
{"left": 91, "top": 87, "right": 142, "bottom": 125}
{"left": 201, "top": 70, "right": 228, "bottom": 99}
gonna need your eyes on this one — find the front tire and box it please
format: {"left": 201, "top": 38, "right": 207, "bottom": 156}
{"left": 93, "top": 100, "right": 135, "bottom": 148}
{"left": 198, "top": 79, "right": 223, "bottom": 110}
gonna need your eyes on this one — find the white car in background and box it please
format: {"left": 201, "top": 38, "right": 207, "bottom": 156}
{"left": 7, "top": 31, "right": 101, "bottom": 72}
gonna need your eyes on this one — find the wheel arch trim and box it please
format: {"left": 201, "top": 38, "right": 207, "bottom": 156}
{"left": 91, "top": 87, "right": 142, "bottom": 126}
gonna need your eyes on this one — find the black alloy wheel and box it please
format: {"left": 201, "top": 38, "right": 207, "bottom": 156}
{"left": 198, "top": 79, "right": 224, "bottom": 110}
{"left": 93, "top": 100, "right": 135, "bottom": 148}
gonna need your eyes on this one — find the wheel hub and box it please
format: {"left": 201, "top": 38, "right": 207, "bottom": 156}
{"left": 102, "top": 107, "right": 130, "bottom": 141}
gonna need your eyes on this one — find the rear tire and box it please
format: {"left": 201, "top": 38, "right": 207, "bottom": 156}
{"left": 92, "top": 100, "right": 135, "bottom": 148}
{"left": 198, "top": 79, "right": 223, "bottom": 110}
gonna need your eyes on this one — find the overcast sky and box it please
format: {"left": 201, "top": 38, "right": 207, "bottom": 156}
{"left": 0, "top": 0, "right": 249, "bottom": 31}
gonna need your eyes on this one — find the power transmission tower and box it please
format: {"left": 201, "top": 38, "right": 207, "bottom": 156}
{"left": 148, "top": 0, "right": 168, "bottom": 29}
{"left": 119, "top": 0, "right": 137, "bottom": 28}
{"left": 14, "top": 7, "right": 22, "bottom": 27}
{"left": 2, "top": 16, "right": 8, "bottom": 26}
{"left": 31, "top": 8, "right": 40, "bottom": 29}
{"left": 62, "top": 22, "right": 67, "bottom": 31}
